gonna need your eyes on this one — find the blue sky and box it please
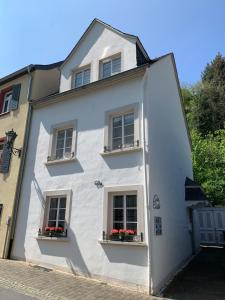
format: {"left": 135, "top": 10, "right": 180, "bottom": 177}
{"left": 0, "top": 0, "right": 225, "bottom": 85}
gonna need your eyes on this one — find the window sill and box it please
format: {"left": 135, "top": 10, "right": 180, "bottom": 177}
{"left": 100, "top": 147, "right": 142, "bottom": 157}
{"left": 0, "top": 111, "right": 10, "bottom": 117}
{"left": 36, "top": 236, "right": 69, "bottom": 242}
{"left": 45, "top": 157, "right": 77, "bottom": 166}
{"left": 98, "top": 240, "right": 147, "bottom": 247}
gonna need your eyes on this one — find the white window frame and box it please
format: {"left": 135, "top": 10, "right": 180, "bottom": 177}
{"left": 104, "top": 103, "right": 140, "bottom": 152}
{"left": 46, "top": 196, "right": 67, "bottom": 228}
{"left": 40, "top": 189, "right": 72, "bottom": 235}
{"left": 111, "top": 192, "right": 138, "bottom": 232}
{"left": 100, "top": 54, "right": 121, "bottom": 79}
{"left": 72, "top": 65, "right": 91, "bottom": 89}
{"left": 2, "top": 91, "right": 12, "bottom": 113}
{"left": 47, "top": 120, "right": 77, "bottom": 163}
{"left": 103, "top": 185, "right": 145, "bottom": 240}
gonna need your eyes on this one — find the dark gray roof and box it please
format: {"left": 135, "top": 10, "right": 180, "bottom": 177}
{"left": 185, "top": 177, "right": 208, "bottom": 201}
{"left": 185, "top": 177, "right": 201, "bottom": 187}
{"left": 0, "top": 61, "right": 63, "bottom": 86}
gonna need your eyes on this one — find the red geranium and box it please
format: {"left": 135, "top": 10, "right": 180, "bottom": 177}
{"left": 111, "top": 229, "right": 119, "bottom": 234}
{"left": 126, "top": 230, "right": 135, "bottom": 235}
{"left": 119, "top": 229, "right": 127, "bottom": 234}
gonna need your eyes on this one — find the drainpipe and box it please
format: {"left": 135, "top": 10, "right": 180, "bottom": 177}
{"left": 141, "top": 68, "right": 154, "bottom": 295}
{"left": 6, "top": 66, "right": 33, "bottom": 258}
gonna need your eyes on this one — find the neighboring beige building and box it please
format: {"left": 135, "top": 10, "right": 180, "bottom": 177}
{"left": 0, "top": 62, "right": 62, "bottom": 258}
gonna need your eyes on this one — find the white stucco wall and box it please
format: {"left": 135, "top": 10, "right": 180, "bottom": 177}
{"left": 60, "top": 22, "right": 137, "bottom": 92}
{"left": 144, "top": 55, "right": 193, "bottom": 294}
{"left": 11, "top": 76, "right": 149, "bottom": 291}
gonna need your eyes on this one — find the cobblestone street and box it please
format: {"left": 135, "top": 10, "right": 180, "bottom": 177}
{"left": 0, "top": 259, "right": 157, "bottom": 300}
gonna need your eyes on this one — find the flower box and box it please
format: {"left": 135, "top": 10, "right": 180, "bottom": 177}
{"left": 109, "top": 229, "right": 136, "bottom": 242}
{"left": 38, "top": 227, "right": 67, "bottom": 238}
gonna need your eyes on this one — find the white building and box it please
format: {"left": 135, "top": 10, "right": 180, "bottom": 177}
{"left": 11, "top": 19, "right": 193, "bottom": 295}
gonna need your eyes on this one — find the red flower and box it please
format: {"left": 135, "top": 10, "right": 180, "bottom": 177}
{"left": 45, "top": 227, "right": 50, "bottom": 231}
{"left": 126, "top": 230, "right": 135, "bottom": 235}
{"left": 55, "top": 227, "right": 64, "bottom": 231}
{"left": 111, "top": 229, "right": 119, "bottom": 234}
{"left": 119, "top": 229, "right": 127, "bottom": 234}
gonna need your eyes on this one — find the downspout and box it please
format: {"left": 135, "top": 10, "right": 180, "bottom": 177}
{"left": 141, "top": 67, "right": 154, "bottom": 295}
{"left": 7, "top": 66, "right": 33, "bottom": 258}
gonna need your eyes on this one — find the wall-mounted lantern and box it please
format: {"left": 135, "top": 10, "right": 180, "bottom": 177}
{"left": 6, "top": 129, "right": 22, "bottom": 158}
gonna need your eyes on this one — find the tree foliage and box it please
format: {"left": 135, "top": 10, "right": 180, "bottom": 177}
{"left": 182, "top": 53, "right": 225, "bottom": 205}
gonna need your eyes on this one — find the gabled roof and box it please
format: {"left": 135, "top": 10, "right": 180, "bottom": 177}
{"left": 0, "top": 61, "right": 63, "bottom": 86}
{"left": 60, "top": 18, "right": 151, "bottom": 69}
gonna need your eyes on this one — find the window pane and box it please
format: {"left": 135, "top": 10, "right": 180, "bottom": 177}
{"left": 124, "top": 124, "right": 134, "bottom": 136}
{"left": 113, "top": 209, "right": 123, "bottom": 222}
{"left": 112, "top": 138, "right": 122, "bottom": 149}
{"left": 56, "top": 149, "right": 64, "bottom": 159}
{"left": 58, "top": 221, "right": 65, "bottom": 228}
{"left": 113, "top": 196, "right": 123, "bottom": 208}
{"left": 48, "top": 221, "right": 56, "bottom": 227}
{"left": 59, "top": 209, "right": 66, "bottom": 220}
{"left": 65, "top": 138, "right": 72, "bottom": 148}
{"left": 49, "top": 209, "right": 57, "bottom": 220}
{"left": 60, "top": 197, "right": 66, "bottom": 208}
{"left": 57, "top": 130, "right": 65, "bottom": 139}
{"left": 126, "top": 209, "right": 137, "bottom": 222}
{"left": 126, "top": 223, "right": 137, "bottom": 231}
{"left": 102, "top": 61, "right": 111, "bottom": 78}
{"left": 56, "top": 138, "right": 64, "bottom": 149}
{"left": 75, "top": 72, "right": 83, "bottom": 87}
{"left": 124, "top": 113, "right": 134, "bottom": 125}
{"left": 113, "top": 223, "right": 124, "bottom": 230}
{"left": 66, "top": 128, "right": 73, "bottom": 138}
{"left": 112, "top": 57, "right": 121, "bottom": 74}
{"left": 126, "top": 195, "right": 137, "bottom": 207}
{"left": 124, "top": 135, "right": 134, "bottom": 147}
{"left": 112, "top": 127, "right": 122, "bottom": 138}
{"left": 50, "top": 198, "right": 58, "bottom": 208}
{"left": 83, "top": 69, "right": 90, "bottom": 85}
{"left": 113, "top": 116, "right": 122, "bottom": 127}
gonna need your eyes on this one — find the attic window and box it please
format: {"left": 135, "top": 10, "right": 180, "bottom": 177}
{"left": 101, "top": 55, "right": 121, "bottom": 79}
{"left": 74, "top": 68, "right": 90, "bottom": 88}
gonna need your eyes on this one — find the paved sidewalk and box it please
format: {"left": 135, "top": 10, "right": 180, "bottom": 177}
{"left": 0, "top": 259, "right": 157, "bottom": 300}
{"left": 164, "top": 247, "right": 225, "bottom": 300}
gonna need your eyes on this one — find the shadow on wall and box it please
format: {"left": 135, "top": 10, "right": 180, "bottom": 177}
{"left": 102, "top": 151, "right": 143, "bottom": 170}
{"left": 46, "top": 160, "right": 84, "bottom": 177}
{"left": 101, "top": 245, "right": 148, "bottom": 267}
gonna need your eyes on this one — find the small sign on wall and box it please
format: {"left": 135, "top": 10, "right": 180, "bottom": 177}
{"left": 154, "top": 216, "right": 162, "bottom": 236}
{"left": 153, "top": 194, "right": 160, "bottom": 209}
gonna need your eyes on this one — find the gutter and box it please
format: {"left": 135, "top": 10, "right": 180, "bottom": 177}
{"left": 7, "top": 66, "right": 34, "bottom": 258}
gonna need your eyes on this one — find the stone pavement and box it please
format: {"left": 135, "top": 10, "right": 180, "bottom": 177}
{"left": 0, "top": 258, "right": 159, "bottom": 300}
{"left": 164, "top": 247, "right": 225, "bottom": 300}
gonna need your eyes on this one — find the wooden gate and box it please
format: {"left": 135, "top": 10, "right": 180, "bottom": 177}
{"left": 197, "top": 208, "right": 225, "bottom": 246}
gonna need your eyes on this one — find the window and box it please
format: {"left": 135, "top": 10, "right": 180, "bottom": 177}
{"left": 2, "top": 91, "right": 12, "bottom": 113}
{"left": 103, "top": 103, "right": 140, "bottom": 153}
{"left": 102, "top": 185, "right": 144, "bottom": 243}
{"left": 55, "top": 128, "right": 73, "bottom": 160}
{"left": 47, "top": 197, "right": 66, "bottom": 228}
{"left": 101, "top": 56, "right": 121, "bottom": 79}
{"left": 113, "top": 194, "right": 137, "bottom": 232}
{"left": 74, "top": 68, "right": 90, "bottom": 88}
{"left": 47, "top": 120, "right": 77, "bottom": 163}
{"left": 112, "top": 112, "right": 134, "bottom": 150}
{"left": 39, "top": 189, "right": 72, "bottom": 238}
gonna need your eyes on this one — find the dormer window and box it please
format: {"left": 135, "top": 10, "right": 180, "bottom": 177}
{"left": 74, "top": 68, "right": 90, "bottom": 88}
{"left": 2, "top": 91, "right": 12, "bottom": 113}
{"left": 101, "top": 55, "right": 121, "bottom": 79}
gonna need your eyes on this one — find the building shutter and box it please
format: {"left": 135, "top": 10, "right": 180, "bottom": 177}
{"left": 0, "top": 92, "right": 4, "bottom": 113}
{"left": 11, "top": 84, "right": 21, "bottom": 110}
{"left": 0, "top": 141, "right": 12, "bottom": 173}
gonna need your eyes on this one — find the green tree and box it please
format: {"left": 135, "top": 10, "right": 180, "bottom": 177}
{"left": 191, "top": 53, "right": 225, "bottom": 135}
{"left": 191, "top": 127, "right": 225, "bottom": 205}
